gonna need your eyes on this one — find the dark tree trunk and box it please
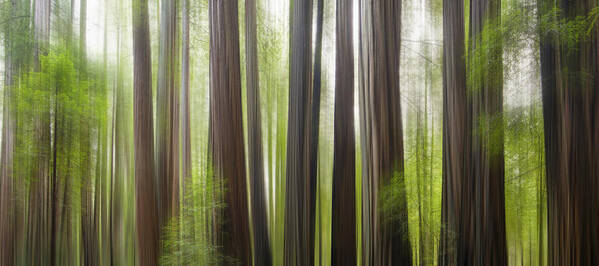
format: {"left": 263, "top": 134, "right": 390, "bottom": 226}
{"left": 439, "top": 0, "right": 507, "bottom": 264}
{"left": 156, "top": 0, "right": 180, "bottom": 227}
{"left": 439, "top": 0, "right": 508, "bottom": 264}
{"left": 331, "top": 0, "right": 356, "bottom": 264}
{"left": 438, "top": 0, "right": 468, "bottom": 265}
{"left": 358, "top": 0, "right": 411, "bottom": 265}
{"left": 0, "top": 1, "right": 17, "bottom": 262}
{"left": 244, "top": 0, "right": 272, "bottom": 264}
{"left": 538, "top": 0, "right": 599, "bottom": 265}
{"left": 310, "top": 0, "right": 323, "bottom": 263}
{"left": 468, "top": 0, "right": 507, "bottom": 264}
{"left": 208, "top": 0, "right": 252, "bottom": 264}
{"left": 132, "top": 0, "right": 159, "bottom": 264}
{"left": 284, "top": 0, "right": 314, "bottom": 264}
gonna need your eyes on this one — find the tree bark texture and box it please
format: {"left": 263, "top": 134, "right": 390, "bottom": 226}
{"left": 245, "top": 0, "right": 273, "bottom": 265}
{"left": 284, "top": 0, "right": 314, "bottom": 265}
{"left": 0, "top": 1, "right": 17, "bottom": 262}
{"left": 208, "top": 0, "right": 252, "bottom": 264}
{"left": 156, "top": 0, "right": 180, "bottom": 227}
{"left": 539, "top": 0, "right": 599, "bottom": 265}
{"left": 28, "top": 0, "right": 51, "bottom": 264}
{"left": 467, "top": 0, "right": 507, "bottom": 264}
{"left": 133, "top": 0, "right": 160, "bottom": 264}
{"left": 358, "top": 0, "right": 412, "bottom": 265}
{"left": 331, "top": 0, "right": 356, "bottom": 264}
{"left": 310, "top": 0, "right": 323, "bottom": 263}
{"left": 439, "top": 0, "right": 507, "bottom": 264}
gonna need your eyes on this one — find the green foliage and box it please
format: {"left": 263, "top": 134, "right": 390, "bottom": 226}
{"left": 159, "top": 160, "right": 228, "bottom": 265}
{"left": 539, "top": 8, "right": 589, "bottom": 49}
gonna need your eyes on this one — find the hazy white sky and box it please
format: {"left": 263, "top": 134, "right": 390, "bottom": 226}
{"left": 83, "top": 0, "right": 106, "bottom": 57}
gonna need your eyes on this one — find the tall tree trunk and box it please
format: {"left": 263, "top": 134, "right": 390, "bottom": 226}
{"left": 29, "top": 0, "right": 51, "bottom": 264}
{"left": 78, "top": 0, "right": 97, "bottom": 264}
{"left": 111, "top": 20, "right": 129, "bottom": 266}
{"left": 538, "top": 0, "right": 599, "bottom": 265}
{"left": 156, "top": 0, "right": 180, "bottom": 228}
{"left": 244, "top": 0, "right": 272, "bottom": 264}
{"left": 0, "top": 1, "right": 17, "bottom": 262}
{"left": 208, "top": 0, "right": 251, "bottom": 264}
{"left": 284, "top": 0, "right": 314, "bottom": 264}
{"left": 438, "top": 1, "right": 468, "bottom": 264}
{"left": 358, "top": 0, "right": 411, "bottom": 264}
{"left": 310, "top": 0, "right": 323, "bottom": 263}
{"left": 331, "top": 0, "right": 356, "bottom": 264}
{"left": 439, "top": 0, "right": 507, "bottom": 264}
{"left": 133, "top": 0, "right": 159, "bottom": 264}
{"left": 180, "top": 0, "right": 194, "bottom": 242}
{"left": 468, "top": 0, "right": 507, "bottom": 264}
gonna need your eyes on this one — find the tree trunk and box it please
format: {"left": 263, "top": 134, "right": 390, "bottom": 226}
{"left": 111, "top": 19, "right": 131, "bottom": 265}
{"left": 358, "top": 0, "right": 411, "bottom": 264}
{"left": 311, "top": 0, "right": 323, "bottom": 263}
{"left": 208, "top": 0, "right": 252, "bottom": 264}
{"left": 244, "top": 0, "right": 272, "bottom": 264}
{"left": 132, "top": 0, "right": 159, "bottom": 264}
{"left": 78, "top": 0, "right": 98, "bottom": 264}
{"left": 538, "top": 0, "right": 599, "bottom": 265}
{"left": 0, "top": 2, "right": 17, "bottom": 262}
{"left": 438, "top": 0, "right": 468, "bottom": 264}
{"left": 156, "top": 0, "right": 180, "bottom": 228}
{"left": 180, "top": 0, "right": 194, "bottom": 243}
{"left": 331, "top": 0, "right": 356, "bottom": 264}
{"left": 439, "top": 0, "right": 507, "bottom": 264}
{"left": 468, "top": 0, "right": 507, "bottom": 264}
{"left": 284, "top": 0, "right": 314, "bottom": 264}
{"left": 29, "top": 0, "right": 51, "bottom": 264}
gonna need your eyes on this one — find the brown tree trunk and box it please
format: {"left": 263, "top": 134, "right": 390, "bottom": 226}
{"left": 208, "top": 0, "right": 251, "bottom": 264}
{"left": 310, "top": 0, "right": 323, "bottom": 263}
{"left": 244, "top": 0, "right": 272, "bottom": 264}
{"left": 29, "top": 0, "right": 51, "bottom": 264}
{"left": 539, "top": 0, "right": 599, "bottom": 265}
{"left": 132, "top": 0, "right": 159, "bottom": 264}
{"left": 284, "top": 0, "right": 314, "bottom": 265}
{"left": 358, "top": 0, "right": 411, "bottom": 265}
{"left": 439, "top": 0, "right": 507, "bottom": 264}
{"left": 156, "top": 0, "right": 180, "bottom": 228}
{"left": 438, "top": 0, "right": 468, "bottom": 265}
{"left": 468, "top": 0, "right": 507, "bottom": 264}
{"left": 0, "top": 2, "right": 17, "bottom": 262}
{"left": 331, "top": 0, "right": 356, "bottom": 264}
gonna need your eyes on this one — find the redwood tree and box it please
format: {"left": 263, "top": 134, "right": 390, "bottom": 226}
{"left": 132, "top": 0, "right": 159, "bottom": 264}
{"left": 156, "top": 0, "right": 180, "bottom": 226}
{"left": 539, "top": 0, "right": 599, "bottom": 265}
{"left": 438, "top": 2, "right": 471, "bottom": 264}
{"left": 208, "top": 0, "right": 251, "bottom": 264}
{"left": 245, "top": 0, "right": 272, "bottom": 264}
{"left": 331, "top": 0, "right": 356, "bottom": 264}
{"left": 284, "top": 0, "right": 315, "bottom": 264}
{"left": 358, "top": 0, "right": 411, "bottom": 265}
{"left": 439, "top": 0, "right": 507, "bottom": 264}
